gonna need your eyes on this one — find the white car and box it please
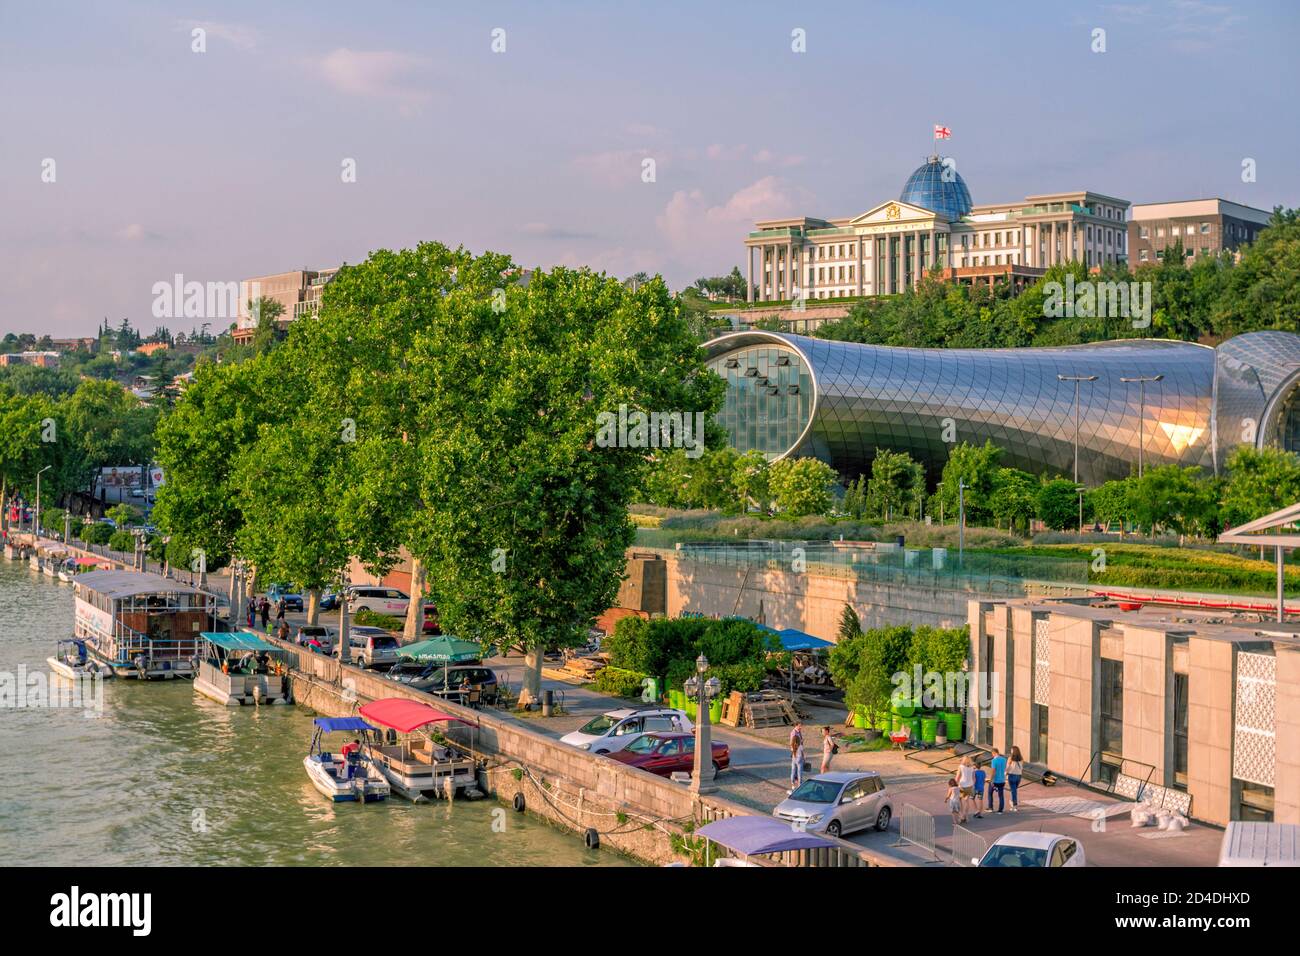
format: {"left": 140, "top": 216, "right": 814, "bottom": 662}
{"left": 560, "top": 707, "right": 693, "bottom": 754}
{"left": 348, "top": 586, "right": 410, "bottom": 616}
{"left": 976, "top": 831, "right": 1086, "bottom": 867}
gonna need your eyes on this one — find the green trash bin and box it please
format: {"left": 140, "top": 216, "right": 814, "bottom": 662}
{"left": 921, "top": 717, "right": 938, "bottom": 744}
{"left": 852, "top": 712, "right": 869, "bottom": 729}
{"left": 890, "top": 714, "right": 904, "bottom": 732}
{"left": 942, "top": 711, "right": 964, "bottom": 741}
{"left": 892, "top": 698, "right": 916, "bottom": 718}
{"left": 709, "top": 699, "right": 723, "bottom": 723}
{"left": 909, "top": 717, "right": 922, "bottom": 742}
{"left": 685, "top": 699, "right": 698, "bottom": 720}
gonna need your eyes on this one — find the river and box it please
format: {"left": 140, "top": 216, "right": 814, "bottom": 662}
{"left": 0, "top": 560, "right": 628, "bottom": 866}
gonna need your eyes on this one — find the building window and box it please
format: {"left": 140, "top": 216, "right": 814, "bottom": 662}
{"left": 1156, "top": 227, "right": 1165, "bottom": 238}
{"left": 1237, "top": 782, "right": 1274, "bottom": 822}
{"left": 1156, "top": 250, "right": 1165, "bottom": 260}
{"left": 1032, "top": 703, "right": 1049, "bottom": 763}
{"left": 1201, "top": 247, "right": 1210, "bottom": 257}
{"left": 1099, "top": 658, "right": 1124, "bottom": 784}
{"left": 1139, "top": 226, "right": 1149, "bottom": 239}
{"left": 1200, "top": 223, "right": 1210, "bottom": 234}
{"left": 1172, "top": 672, "right": 1189, "bottom": 790}
{"left": 1139, "top": 250, "right": 1149, "bottom": 262}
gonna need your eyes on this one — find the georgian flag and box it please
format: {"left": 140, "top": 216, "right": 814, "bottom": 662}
{"left": 934, "top": 125, "right": 952, "bottom": 139}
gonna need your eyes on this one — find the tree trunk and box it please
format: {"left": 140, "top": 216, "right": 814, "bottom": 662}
{"left": 306, "top": 588, "right": 320, "bottom": 626}
{"left": 227, "top": 567, "right": 238, "bottom": 622}
{"left": 403, "top": 556, "right": 426, "bottom": 641}
{"left": 520, "top": 644, "right": 544, "bottom": 708}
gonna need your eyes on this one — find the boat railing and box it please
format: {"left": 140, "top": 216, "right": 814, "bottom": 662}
{"left": 101, "top": 619, "right": 201, "bottom": 665}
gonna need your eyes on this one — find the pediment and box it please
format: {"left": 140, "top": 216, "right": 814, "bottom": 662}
{"left": 850, "top": 200, "right": 948, "bottom": 226}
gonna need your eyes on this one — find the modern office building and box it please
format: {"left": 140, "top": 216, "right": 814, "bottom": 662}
{"left": 1129, "top": 199, "right": 1273, "bottom": 266}
{"left": 232, "top": 267, "right": 339, "bottom": 344}
{"left": 703, "top": 329, "right": 1300, "bottom": 484}
{"left": 744, "top": 155, "right": 1130, "bottom": 302}
{"left": 970, "top": 595, "right": 1299, "bottom": 825}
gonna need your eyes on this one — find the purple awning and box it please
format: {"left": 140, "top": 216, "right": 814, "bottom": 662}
{"left": 696, "top": 816, "right": 837, "bottom": 855}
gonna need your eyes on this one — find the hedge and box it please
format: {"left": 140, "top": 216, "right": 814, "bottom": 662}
{"left": 594, "top": 666, "right": 649, "bottom": 699}
{"left": 353, "top": 609, "right": 405, "bottom": 631}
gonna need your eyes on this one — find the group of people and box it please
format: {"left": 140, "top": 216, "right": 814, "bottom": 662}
{"left": 787, "top": 723, "right": 840, "bottom": 790}
{"left": 947, "top": 747, "right": 1024, "bottom": 824}
{"left": 245, "top": 595, "right": 288, "bottom": 633}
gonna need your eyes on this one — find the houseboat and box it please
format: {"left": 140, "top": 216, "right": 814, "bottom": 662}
{"left": 193, "top": 631, "right": 291, "bottom": 707}
{"left": 359, "top": 698, "right": 479, "bottom": 801}
{"left": 304, "top": 717, "right": 390, "bottom": 803}
{"left": 73, "top": 569, "right": 222, "bottom": 679}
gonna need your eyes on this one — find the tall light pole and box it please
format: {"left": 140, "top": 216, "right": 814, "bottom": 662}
{"left": 958, "top": 479, "right": 968, "bottom": 566}
{"left": 1120, "top": 375, "right": 1163, "bottom": 479}
{"left": 1057, "top": 374, "right": 1098, "bottom": 484}
{"left": 34, "top": 464, "right": 52, "bottom": 537}
{"left": 684, "top": 653, "right": 720, "bottom": 796}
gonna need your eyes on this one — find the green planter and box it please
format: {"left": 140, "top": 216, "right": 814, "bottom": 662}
{"left": 892, "top": 698, "right": 916, "bottom": 718}
{"left": 852, "top": 712, "right": 869, "bottom": 729}
{"left": 709, "top": 699, "right": 723, "bottom": 723}
{"left": 669, "top": 689, "right": 684, "bottom": 710}
{"left": 942, "top": 711, "right": 964, "bottom": 741}
{"left": 921, "top": 717, "right": 939, "bottom": 744}
{"left": 890, "top": 714, "right": 904, "bottom": 732}
{"left": 685, "top": 699, "right": 698, "bottom": 720}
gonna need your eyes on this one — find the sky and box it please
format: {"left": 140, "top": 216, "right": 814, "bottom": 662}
{"left": 1, "top": 0, "right": 1297, "bottom": 337}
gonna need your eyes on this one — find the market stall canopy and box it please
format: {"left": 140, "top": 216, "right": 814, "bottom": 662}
{"left": 313, "top": 716, "right": 373, "bottom": 733}
{"left": 398, "top": 636, "right": 494, "bottom": 663}
{"left": 359, "top": 698, "right": 466, "bottom": 733}
{"left": 696, "top": 816, "right": 837, "bottom": 855}
{"left": 200, "top": 631, "right": 279, "bottom": 653}
{"left": 775, "top": 628, "right": 832, "bottom": 651}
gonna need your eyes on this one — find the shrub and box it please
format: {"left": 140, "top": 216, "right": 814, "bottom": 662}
{"left": 108, "top": 530, "right": 136, "bottom": 553}
{"left": 593, "top": 666, "right": 649, "bottom": 699}
{"left": 81, "top": 521, "right": 112, "bottom": 545}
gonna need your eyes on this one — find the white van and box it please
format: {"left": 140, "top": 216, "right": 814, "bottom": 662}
{"left": 348, "top": 586, "right": 410, "bottom": 616}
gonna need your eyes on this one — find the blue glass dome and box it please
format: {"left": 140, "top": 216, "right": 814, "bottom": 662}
{"left": 899, "top": 156, "right": 972, "bottom": 220}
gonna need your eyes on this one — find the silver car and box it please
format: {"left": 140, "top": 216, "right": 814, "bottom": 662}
{"left": 772, "top": 772, "right": 893, "bottom": 838}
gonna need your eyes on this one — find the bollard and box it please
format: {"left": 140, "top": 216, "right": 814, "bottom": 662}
{"left": 542, "top": 689, "right": 554, "bottom": 717}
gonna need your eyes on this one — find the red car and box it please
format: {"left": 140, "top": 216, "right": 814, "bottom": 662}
{"left": 421, "top": 603, "right": 441, "bottom": 635}
{"left": 606, "top": 732, "right": 730, "bottom": 779}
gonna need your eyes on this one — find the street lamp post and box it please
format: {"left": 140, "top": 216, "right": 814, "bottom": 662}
{"left": 958, "top": 479, "right": 968, "bottom": 566}
{"left": 1057, "top": 374, "right": 1098, "bottom": 485}
{"left": 684, "top": 653, "right": 721, "bottom": 796}
{"left": 1120, "top": 375, "right": 1164, "bottom": 479}
{"left": 34, "top": 464, "right": 52, "bottom": 538}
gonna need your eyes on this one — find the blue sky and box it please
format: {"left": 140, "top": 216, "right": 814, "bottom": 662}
{"left": 1, "top": 0, "right": 1296, "bottom": 336}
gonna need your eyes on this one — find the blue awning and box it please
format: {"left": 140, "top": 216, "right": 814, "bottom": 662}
{"left": 200, "top": 631, "right": 279, "bottom": 652}
{"left": 314, "top": 716, "right": 371, "bottom": 732}
{"left": 696, "top": 816, "right": 837, "bottom": 855}
{"left": 776, "top": 628, "right": 833, "bottom": 651}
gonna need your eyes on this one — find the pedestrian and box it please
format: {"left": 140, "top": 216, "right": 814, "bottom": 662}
{"left": 276, "top": 619, "right": 290, "bottom": 642}
{"left": 276, "top": 597, "right": 286, "bottom": 622}
{"left": 1007, "top": 746, "right": 1024, "bottom": 812}
{"left": 956, "top": 755, "right": 975, "bottom": 823}
{"left": 789, "top": 724, "right": 805, "bottom": 792}
{"left": 946, "top": 777, "right": 962, "bottom": 825}
{"left": 821, "top": 725, "right": 836, "bottom": 773}
{"left": 246, "top": 598, "right": 256, "bottom": 628}
{"left": 989, "top": 747, "right": 1008, "bottom": 813}
{"left": 259, "top": 597, "right": 270, "bottom": 631}
{"left": 971, "top": 762, "right": 987, "bottom": 818}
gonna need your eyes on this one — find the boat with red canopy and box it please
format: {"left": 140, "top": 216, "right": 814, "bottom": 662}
{"left": 358, "top": 698, "right": 479, "bottom": 801}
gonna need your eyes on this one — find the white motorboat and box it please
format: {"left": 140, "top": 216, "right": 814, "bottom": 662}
{"left": 46, "top": 639, "right": 111, "bottom": 680}
{"left": 304, "top": 717, "right": 390, "bottom": 803}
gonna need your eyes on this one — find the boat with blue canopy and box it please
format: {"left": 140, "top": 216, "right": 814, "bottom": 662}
{"left": 304, "top": 716, "right": 390, "bottom": 803}
{"left": 193, "top": 631, "right": 290, "bottom": 707}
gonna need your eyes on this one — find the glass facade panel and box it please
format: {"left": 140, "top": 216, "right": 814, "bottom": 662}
{"left": 706, "top": 345, "right": 812, "bottom": 460}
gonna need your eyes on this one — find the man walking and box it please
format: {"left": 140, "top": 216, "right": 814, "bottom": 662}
{"left": 989, "top": 748, "right": 1008, "bottom": 814}
{"left": 259, "top": 597, "right": 270, "bottom": 631}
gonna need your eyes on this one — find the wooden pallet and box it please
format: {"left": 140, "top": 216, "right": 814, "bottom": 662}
{"left": 721, "top": 690, "right": 798, "bottom": 728}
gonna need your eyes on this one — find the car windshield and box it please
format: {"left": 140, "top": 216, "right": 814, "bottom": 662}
{"left": 578, "top": 714, "right": 619, "bottom": 736}
{"left": 624, "top": 735, "right": 662, "bottom": 754}
{"left": 980, "top": 845, "right": 1049, "bottom": 867}
{"left": 788, "top": 779, "right": 842, "bottom": 804}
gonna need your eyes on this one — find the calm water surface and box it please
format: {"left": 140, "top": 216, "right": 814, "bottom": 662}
{"left": 0, "top": 561, "right": 628, "bottom": 866}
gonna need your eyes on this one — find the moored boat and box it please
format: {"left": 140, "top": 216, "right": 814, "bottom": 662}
{"left": 359, "top": 698, "right": 479, "bottom": 802}
{"left": 46, "top": 638, "right": 112, "bottom": 680}
{"left": 73, "top": 569, "right": 221, "bottom": 679}
{"left": 304, "top": 717, "right": 390, "bottom": 803}
{"left": 193, "top": 631, "right": 291, "bottom": 706}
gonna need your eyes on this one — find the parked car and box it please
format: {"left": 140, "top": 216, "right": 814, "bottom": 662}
{"left": 606, "top": 732, "right": 729, "bottom": 779}
{"left": 349, "top": 625, "right": 401, "bottom": 668}
{"left": 976, "top": 832, "right": 1086, "bottom": 868}
{"left": 265, "top": 584, "right": 304, "bottom": 612}
{"left": 319, "top": 588, "right": 340, "bottom": 611}
{"left": 772, "top": 772, "right": 893, "bottom": 838}
{"left": 422, "top": 603, "right": 440, "bottom": 635}
{"left": 295, "top": 624, "right": 336, "bottom": 653}
{"left": 560, "top": 707, "right": 692, "bottom": 754}
{"left": 384, "top": 663, "right": 497, "bottom": 701}
{"left": 349, "top": 586, "right": 410, "bottom": 616}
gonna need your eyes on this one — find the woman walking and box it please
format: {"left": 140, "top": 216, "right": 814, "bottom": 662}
{"left": 820, "top": 725, "right": 836, "bottom": 774}
{"left": 1007, "top": 746, "right": 1024, "bottom": 812}
{"left": 956, "top": 755, "right": 976, "bottom": 823}
{"left": 945, "top": 778, "right": 962, "bottom": 825}
{"left": 789, "top": 727, "right": 805, "bottom": 792}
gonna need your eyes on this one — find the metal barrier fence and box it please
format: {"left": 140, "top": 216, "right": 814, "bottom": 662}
{"left": 951, "top": 825, "right": 988, "bottom": 867}
{"left": 892, "top": 803, "right": 938, "bottom": 861}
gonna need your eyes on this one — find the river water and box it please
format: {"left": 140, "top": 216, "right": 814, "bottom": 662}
{"left": 0, "top": 560, "right": 628, "bottom": 866}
